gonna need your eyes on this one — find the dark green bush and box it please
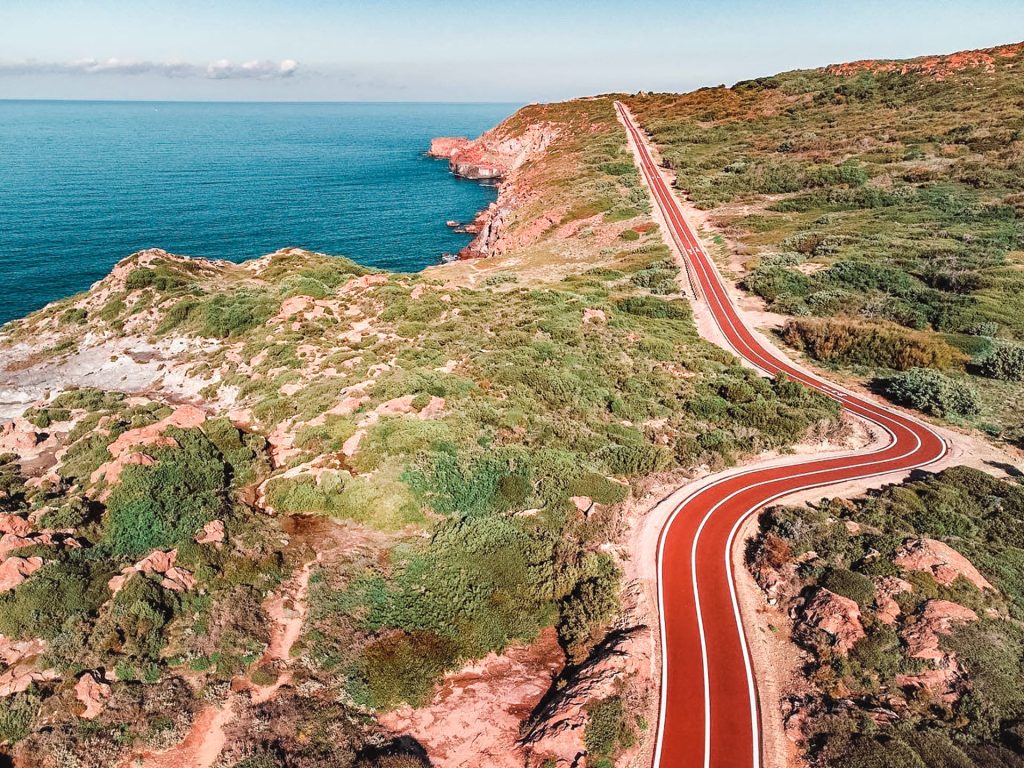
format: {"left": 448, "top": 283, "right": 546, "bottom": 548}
{"left": 880, "top": 368, "right": 980, "bottom": 417}
{"left": 743, "top": 266, "right": 810, "bottom": 302}
{"left": 557, "top": 554, "right": 620, "bottom": 655}
{"left": 821, "top": 567, "right": 875, "bottom": 605}
{"left": 585, "top": 696, "right": 635, "bottom": 760}
{"left": 200, "top": 291, "right": 277, "bottom": 338}
{"left": 616, "top": 296, "right": 689, "bottom": 319}
{"left": 977, "top": 342, "right": 1024, "bottom": 381}
{"left": 105, "top": 428, "right": 229, "bottom": 557}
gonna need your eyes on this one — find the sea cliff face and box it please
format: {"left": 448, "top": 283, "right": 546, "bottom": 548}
{"left": 430, "top": 117, "right": 561, "bottom": 258}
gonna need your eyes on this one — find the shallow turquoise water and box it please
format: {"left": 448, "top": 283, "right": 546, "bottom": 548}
{"left": 0, "top": 101, "right": 517, "bottom": 326}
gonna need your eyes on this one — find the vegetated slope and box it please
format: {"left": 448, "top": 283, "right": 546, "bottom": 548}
{"left": 625, "top": 42, "right": 1024, "bottom": 447}
{"left": 0, "top": 98, "right": 840, "bottom": 767}
{"left": 749, "top": 466, "right": 1024, "bottom": 768}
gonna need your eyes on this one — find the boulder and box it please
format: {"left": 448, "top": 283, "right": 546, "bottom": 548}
{"left": 75, "top": 671, "right": 112, "bottom": 719}
{"left": 901, "top": 599, "right": 977, "bottom": 660}
{"left": 0, "top": 556, "right": 43, "bottom": 593}
{"left": 873, "top": 576, "right": 913, "bottom": 626}
{"left": 895, "top": 538, "right": 993, "bottom": 591}
{"left": 0, "top": 514, "right": 33, "bottom": 537}
{"left": 799, "top": 588, "right": 865, "bottom": 654}
{"left": 195, "top": 520, "right": 225, "bottom": 546}
{"left": 0, "top": 419, "right": 43, "bottom": 453}
{"left": 108, "top": 548, "right": 196, "bottom": 595}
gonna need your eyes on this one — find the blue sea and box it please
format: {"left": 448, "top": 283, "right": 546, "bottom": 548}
{"left": 0, "top": 101, "right": 517, "bottom": 326}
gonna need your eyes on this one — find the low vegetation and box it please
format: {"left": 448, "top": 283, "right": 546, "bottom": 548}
{"left": 627, "top": 45, "right": 1024, "bottom": 444}
{"left": 750, "top": 466, "right": 1024, "bottom": 767}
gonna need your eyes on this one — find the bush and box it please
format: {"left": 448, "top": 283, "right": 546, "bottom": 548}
{"left": 105, "top": 428, "right": 229, "bottom": 557}
{"left": 782, "top": 319, "right": 966, "bottom": 370}
{"left": 358, "top": 630, "right": 458, "bottom": 709}
{"left": 821, "top": 568, "right": 875, "bottom": 605}
{"left": 0, "top": 557, "right": 110, "bottom": 640}
{"left": 585, "top": 696, "right": 634, "bottom": 760}
{"left": 616, "top": 296, "right": 689, "bottom": 319}
{"left": 880, "top": 368, "right": 981, "bottom": 417}
{"left": 557, "top": 555, "right": 620, "bottom": 655}
{"left": 743, "top": 266, "right": 810, "bottom": 303}
{"left": 976, "top": 343, "right": 1024, "bottom": 381}
{"left": 200, "top": 291, "right": 277, "bottom": 338}
{"left": 0, "top": 689, "right": 41, "bottom": 745}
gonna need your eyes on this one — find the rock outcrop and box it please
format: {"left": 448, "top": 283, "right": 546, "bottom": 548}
{"left": 901, "top": 599, "right": 977, "bottom": 661}
{"left": 108, "top": 549, "right": 196, "bottom": 594}
{"left": 826, "top": 41, "right": 1024, "bottom": 81}
{"left": 0, "top": 556, "right": 43, "bottom": 593}
{"left": 380, "top": 628, "right": 565, "bottom": 768}
{"left": 797, "top": 588, "right": 865, "bottom": 654}
{"left": 430, "top": 120, "right": 560, "bottom": 258}
{"left": 75, "top": 670, "right": 112, "bottom": 719}
{"left": 895, "top": 538, "right": 993, "bottom": 591}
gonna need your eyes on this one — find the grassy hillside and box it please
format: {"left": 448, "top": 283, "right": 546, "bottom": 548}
{"left": 626, "top": 42, "right": 1024, "bottom": 446}
{"left": 0, "top": 98, "right": 839, "bottom": 765}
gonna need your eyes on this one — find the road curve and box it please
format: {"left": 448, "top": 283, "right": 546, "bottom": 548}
{"left": 614, "top": 101, "right": 948, "bottom": 768}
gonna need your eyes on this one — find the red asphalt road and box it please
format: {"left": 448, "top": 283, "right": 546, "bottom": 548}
{"left": 615, "top": 102, "right": 948, "bottom": 768}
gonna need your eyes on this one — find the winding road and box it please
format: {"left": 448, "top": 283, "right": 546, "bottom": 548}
{"left": 614, "top": 102, "right": 949, "bottom": 768}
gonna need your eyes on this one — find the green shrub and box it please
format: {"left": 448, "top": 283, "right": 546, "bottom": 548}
{"left": 585, "top": 696, "right": 634, "bottom": 759}
{"left": 91, "top": 573, "right": 178, "bottom": 661}
{"left": 200, "top": 291, "right": 277, "bottom": 338}
{"left": 358, "top": 630, "right": 458, "bottom": 709}
{"left": 0, "top": 689, "right": 41, "bottom": 745}
{"left": 105, "top": 428, "right": 229, "bottom": 557}
{"left": 821, "top": 567, "right": 875, "bottom": 605}
{"left": 0, "top": 556, "right": 110, "bottom": 640}
{"left": 743, "top": 266, "right": 810, "bottom": 303}
{"left": 557, "top": 555, "right": 620, "bottom": 656}
{"left": 616, "top": 296, "right": 689, "bottom": 319}
{"left": 880, "top": 368, "right": 980, "bottom": 417}
{"left": 976, "top": 342, "right": 1024, "bottom": 381}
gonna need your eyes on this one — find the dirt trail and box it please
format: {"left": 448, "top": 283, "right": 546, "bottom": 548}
{"left": 123, "top": 700, "right": 234, "bottom": 768}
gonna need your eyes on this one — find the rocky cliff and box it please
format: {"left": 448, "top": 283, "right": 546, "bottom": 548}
{"left": 430, "top": 117, "right": 560, "bottom": 258}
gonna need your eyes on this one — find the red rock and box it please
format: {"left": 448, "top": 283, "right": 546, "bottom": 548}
{"left": 0, "top": 514, "right": 33, "bottom": 537}
{"left": 896, "top": 538, "right": 993, "bottom": 591}
{"left": 826, "top": 42, "right": 1024, "bottom": 82}
{"left": 874, "top": 576, "right": 912, "bottom": 626}
{"left": 583, "top": 308, "right": 606, "bottom": 323}
{"left": 427, "top": 136, "right": 471, "bottom": 159}
{"left": 902, "top": 599, "right": 977, "bottom": 660}
{"left": 75, "top": 671, "right": 112, "bottom": 719}
{"left": 380, "top": 627, "right": 564, "bottom": 768}
{"left": 90, "top": 451, "right": 157, "bottom": 491}
{"left": 109, "top": 548, "right": 196, "bottom": 595}
{"left": 97, "top": 405, "right": 207, "bottom": 484}
{"left": 195, "top": 520, "right": 225, "bottom": 546}
{"left": 570, "top": 496, "right": 594, "bottom": 514}
{"left": 327, "top": 395, "right": 369, "bottom": 417}
{"left": 0, "top": 556, "right": 43, "bottom": 592}
{"left": 0, "top": 420, "right": 42, "bottom": 452}
{"left": 896, "top": 662, "right": 965, "bottom": 705}
{"left": 800, "top": 588, "right": 865, "bottom": 654}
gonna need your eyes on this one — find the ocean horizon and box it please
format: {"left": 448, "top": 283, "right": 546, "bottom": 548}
{"left": 0, "top": 100, "right": 518, "bottom": 326}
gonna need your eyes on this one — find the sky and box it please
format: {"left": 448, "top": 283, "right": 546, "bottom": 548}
{"left": 0, "top": 0, "right": 1022, "bottom": 102}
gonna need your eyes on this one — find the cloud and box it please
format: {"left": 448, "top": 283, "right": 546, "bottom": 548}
{"left": 0, "top": 58, "right": 300, "bottom": 80}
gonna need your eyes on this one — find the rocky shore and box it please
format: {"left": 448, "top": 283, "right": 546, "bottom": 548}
{"left": 429, "top": 118, "right": 559, "bottom": 259}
